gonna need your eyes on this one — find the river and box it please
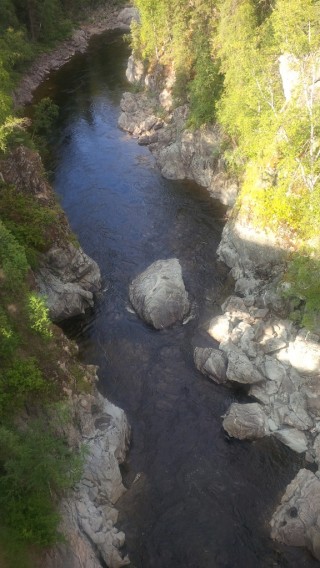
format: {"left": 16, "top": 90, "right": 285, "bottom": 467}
{"left": 31, "top": 30, "right": 317, "bottom": 568}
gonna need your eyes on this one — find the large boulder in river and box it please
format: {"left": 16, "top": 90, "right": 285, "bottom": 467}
{"left": 129, "top": 259, "right": 190, "bottom": 329}
{"left": 36, "top": 244, "right": 101, "bottom": 322}
{"left": 270, "top": 468, "right": 320, "bottom": 562}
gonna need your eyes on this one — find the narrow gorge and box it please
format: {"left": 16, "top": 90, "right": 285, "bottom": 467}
{"left": 1, "top": 2, "right": 320, "bottom": 567}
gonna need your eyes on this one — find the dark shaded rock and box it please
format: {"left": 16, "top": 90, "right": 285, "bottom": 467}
{"left": 194, "top": 347, "right": 227, "bottom": 384}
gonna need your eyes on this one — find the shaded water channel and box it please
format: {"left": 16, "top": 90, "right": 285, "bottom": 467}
{"left": 32, "top": 31, "right": 318, "bottom": 568}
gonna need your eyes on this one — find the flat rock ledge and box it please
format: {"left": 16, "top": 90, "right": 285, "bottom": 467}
{"left": 36, "top": 243, "right": 101, "bottom": 322}
{"left": 46, "top": 383, "right": 131, "bottom": 568}
{"left": 129, "top": 259, "right": 190, "bottom": 329}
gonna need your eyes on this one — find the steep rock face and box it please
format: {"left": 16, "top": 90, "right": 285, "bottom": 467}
{"left": 129, "top": 259, "right": 190, "bottom": 329}
{"left": 118, "top": 86, "right": 237, "bottom": 206}
{"left": 36, "top": 244, "right": 101, "bottom": 322}
{"left": 45, "top": 385, "right": 131, "bottom": 568}
{"left": 0, "top": 145, "right": 101, "bottom": 322}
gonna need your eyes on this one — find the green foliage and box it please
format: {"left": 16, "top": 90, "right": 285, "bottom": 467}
{"left": 28, "top": 293, "right": 52, "bottom": 339}
{"left": 285, "top": 253, "right": 320, "bottom": 332}
{"left": 32, "top": 97, "right": 59, "bottom": 137}
{"left": 0, "top": 186, "right": 59, "bottom": 265}
{"left": 0, "top": 358, "right": 48, "bottom": 413}
{"left": 0, "top": 420, "right": 83, "bottom": 546}
{"left": 188, "top": 35, "right": 223, "bottom": 127}
{"left": 0, "top": 308, "right": 20, "bottom": 360}
{"left": 0, "top": 220, "right": 29, "bottom": 291}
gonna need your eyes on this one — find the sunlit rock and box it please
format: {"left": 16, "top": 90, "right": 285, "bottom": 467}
{"left": 126, "top": 54, "right": 144, "bottom": 85}
{"left": 207, "top": 314, "right": 232, "bottom": 342}
{"left": 129, "top": 259, "right": 190, "bottom": 329}
{"left": 279, "top": 53, "right": 300, "bottom": 101}
{"left": 287, "top": 336, "right": 320, "bottom": 375}
{"left": 223, "top": 402, "right": 269, "bottom": 440}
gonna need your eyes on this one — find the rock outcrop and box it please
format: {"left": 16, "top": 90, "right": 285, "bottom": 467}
{"left": 36, "top": 244, "right": 101, "bottom": 322}
{"left": 129, "top": 259, "right": 190, "bottom": 329}
{"left": 45, "top": 377, "right": 131, "bottom": 568}
{"left": 118, "top": 58, "right": 238, "bottom": 206}
{"left": 270, "top": 469, "right": 320, "bottom": 561}
{"left": 0, "top": 144, "right": 102, "bottom": 322}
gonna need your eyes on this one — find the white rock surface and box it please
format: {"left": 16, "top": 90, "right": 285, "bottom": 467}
{"left": 273, "top": 428, "right": 308, "bottom": 453}
{"left": 223, "top": 402, "right": 269, "bottom": 440}
{"left": 129, "top": 259, "right": 190, "bottom": 329}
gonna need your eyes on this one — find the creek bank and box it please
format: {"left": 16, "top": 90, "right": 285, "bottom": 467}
{"left": 120, "top": 52, "right": 320, "bottom": 562}
{"left": 0, "top": 141, "right": 132, "bottom": 566}
{"left": 43, "top": 335, "right": 130, "bottom": 568}
{"left": 118, "top": 90, "right": 238, "bottom": 206}
{"left": 13, "top": 5, "right": 139, "bottom": 108}
{"left": 0, "top": 144, "right": 101, "bottom": 322}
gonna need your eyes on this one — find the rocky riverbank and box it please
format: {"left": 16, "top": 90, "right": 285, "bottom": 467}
{"left": 13, "top": 5, "right": 139, "bottom": 108}
{"left": 0, "top": 141, "right": 132, "bottom": 566}
{"left": 119, "top": 53, "right": 320, "bottom": 562}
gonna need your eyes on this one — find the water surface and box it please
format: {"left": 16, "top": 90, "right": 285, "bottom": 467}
{"left": 32, "top": 31, "right": 317, "bottom": 568}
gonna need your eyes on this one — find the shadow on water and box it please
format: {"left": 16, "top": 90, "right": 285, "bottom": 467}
{"left": 31, "top": 31, "right": 318, "bottom": 568}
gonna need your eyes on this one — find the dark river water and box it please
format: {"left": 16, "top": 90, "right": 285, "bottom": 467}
{"left": 32, "top": 31, "right": 318, "bottom": 568}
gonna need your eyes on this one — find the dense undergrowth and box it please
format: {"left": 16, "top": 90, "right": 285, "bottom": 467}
{"left": 131, "top": 0, "right": 320, "bottom": 332}
{"left": 0, "top": 1, "right": 122, "bottom": 565}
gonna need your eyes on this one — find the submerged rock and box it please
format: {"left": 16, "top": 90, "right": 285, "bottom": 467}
{"left": 223, "top": 402, "right": 269, "bottom": 440}
{"left": 36, "top": 244, "right": 101, "bottom": 322}
{"left": 270, "top": 468, "right": 320, "bottom": 561}
{"left": 194, "top": 347, "right": 227, "bottom": 384}
{"left": 129, "top": 259, "right": 190, "bottom": 329}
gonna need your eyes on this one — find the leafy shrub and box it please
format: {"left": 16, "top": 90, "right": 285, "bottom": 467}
{"left": 0, "top": 187, "right": 58, "bottom": 265}
{"left": 285, "top": 254, "right": 320, "bottom": 333}
{"left": 0, "top": 421, "right": 83, "bottom": 546}
{"left": 28, "top": 293, "right": 52, "bottom": 339}
{"left": 0, "top": 220, "right": 29, "bottom": 291}
{"left": 0, "top": 307, "right": 19, "bottom": 360}
{"left": 0, "top": 358, "right": 48, "bottom": 413}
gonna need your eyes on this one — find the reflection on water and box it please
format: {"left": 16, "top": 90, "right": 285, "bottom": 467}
{"left": 32, "top": 31, "right": 317, "bottom": 568}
